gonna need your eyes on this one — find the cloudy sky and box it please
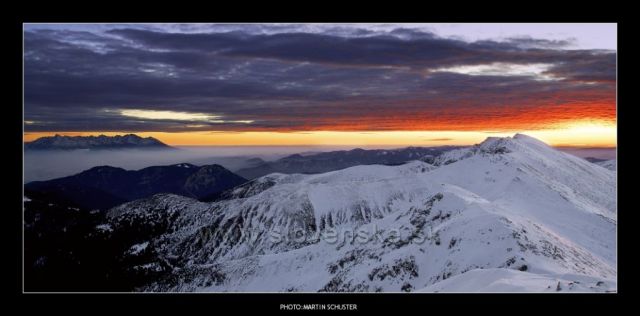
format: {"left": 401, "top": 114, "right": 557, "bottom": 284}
{"left": 23, "top": 23, "right": 616, "bottom": 147}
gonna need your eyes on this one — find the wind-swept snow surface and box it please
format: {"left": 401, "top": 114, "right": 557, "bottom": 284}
{"left": 418, "top": 269, "right": 616, "bottom": 292}
{"left": 104, "top": 134, "right": 616, "bottom": 292}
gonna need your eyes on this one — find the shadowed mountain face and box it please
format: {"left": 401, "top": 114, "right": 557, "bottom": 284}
{"left": 235, "top": 146, "right": 462, "bottom": 179}
{"left": 25, "top": 163, "right": 247, "bottom": 210}
{"left": 25, "top": 134, "right": 172, "bottom": 150}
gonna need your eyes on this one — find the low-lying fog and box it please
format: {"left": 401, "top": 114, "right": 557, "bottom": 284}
{"left": 23, "top": 146, "right": 340, "bottom": 183}
{"left": 26, "top": 145, "right": 413, "bottom": 183}
{"left": 24, "top": 145, "right": 617, "bottom": 183}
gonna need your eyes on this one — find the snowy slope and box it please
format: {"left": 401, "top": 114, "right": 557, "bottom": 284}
{"left": 418, "top": 269, "right": 616, "bottom": 292}
{"left": 103, "top": 134, "right": 616, "bottom": 292}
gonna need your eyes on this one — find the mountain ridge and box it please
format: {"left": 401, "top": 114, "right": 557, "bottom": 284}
{"left": 235, "top": 145, "right": 461, "bottom": 179}
{"left": 25, "top": 163, "right": 247, "bottom": 210}
{"left": 25, "top": 134, "right": 173, "bottom": 150}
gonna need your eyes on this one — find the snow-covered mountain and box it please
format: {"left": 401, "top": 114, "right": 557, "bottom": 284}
{"left": 51, "top": 134, "right": 616, "bottom": 292}
{"left": 25, "top": 134, "right": 172, "bottom": 150}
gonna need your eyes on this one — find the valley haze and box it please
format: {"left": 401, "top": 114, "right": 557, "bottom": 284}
{"left": 23, "top": 143, "right": 616, "bottom": 183}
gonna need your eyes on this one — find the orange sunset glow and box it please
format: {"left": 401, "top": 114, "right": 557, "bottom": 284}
{"left": 24, "top": 23, "right": 617, "bottom": 148}
{"left": 23, "top": 119, "right": 616, "bottom": 148}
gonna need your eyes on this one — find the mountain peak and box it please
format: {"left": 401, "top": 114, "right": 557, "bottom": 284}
{"left": 513, "top": 133, "right": 533, "bottom": 139}
{"left": 513, "top": 133, "right": 552, "bottom": 147}
{"left": 434, "top": 134, "right": 555, "bottom": 166}
{"left": 478, "top": 133, "right": 551, "bottom": 154}
{"left": 477, "top": 136, "right": 514, "bottom": 154}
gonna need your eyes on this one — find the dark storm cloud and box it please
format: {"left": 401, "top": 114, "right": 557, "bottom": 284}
{"left": 496, "top": 37, "right": 576, "bottom": 49}
{"left": 106, "top": 29, "right": 537, "bottom": 67}
{"left": 107, "top": 28, "right": 611, "bottom": 70}
{"left": 24, "top": 27, "right": 616, "bottom": 132}
{"left": 544, "top": 53, "right": 616, "bottom": 83}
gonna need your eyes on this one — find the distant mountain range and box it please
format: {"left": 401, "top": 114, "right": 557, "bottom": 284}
{"left": 235, "top": 146, "right": 461, "bottom": 179}
{"left": 595, "top": 159, "right": 616, "bottom": 171}
{"left": 585, "top": 157, "right": 616, "bottom": 171}
{"left": 25, "top": 163, "right": 247, "bottom": 210}
{"left": 25, "top": 134, "right": 173, "bottom": 150}
{"left": 585, "top": 157, "right": 607, "bottom": 163}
